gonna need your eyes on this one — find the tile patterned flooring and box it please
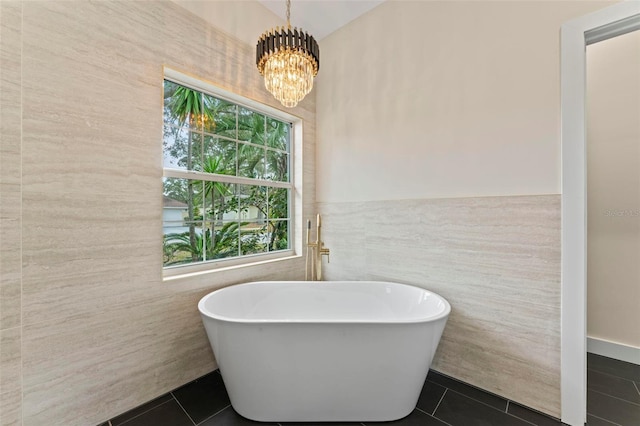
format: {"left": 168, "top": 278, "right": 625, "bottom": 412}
{"left": 97, "top": 370, "right": 563, "bottom": 426}
{"left": 586, "top": 353, "right": 640, "bottom": 426}
{"left": 97, "top": 354, "right": 640, "bottom": 426}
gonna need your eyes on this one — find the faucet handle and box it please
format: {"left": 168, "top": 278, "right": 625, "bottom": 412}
{"left": 320, "top": 247, "right": 330, "bottom": 263}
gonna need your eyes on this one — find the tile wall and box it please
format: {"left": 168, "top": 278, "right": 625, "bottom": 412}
{"left": 0, "top": 0, "right": 566, "bottom": 423}
{"left": 318, "top": 195, "right": 561, "bottom": 417}
{"left": 1, "top": 2, "right": 23, "bottom": 426}
{"left": 0, "top": 1, "right": 315, "bottom": 425}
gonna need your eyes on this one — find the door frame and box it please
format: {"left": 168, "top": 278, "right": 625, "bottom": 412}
{"left": 560, "top": 2, "right": 640, "bottom": 425}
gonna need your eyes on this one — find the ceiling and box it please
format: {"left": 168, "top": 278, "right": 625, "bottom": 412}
{"left": 257, "top": 0, "right": 385, "bottom": 40}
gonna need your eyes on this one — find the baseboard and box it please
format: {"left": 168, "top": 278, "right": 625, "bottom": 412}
{"left": 587, "top": 336, "right": 640, "bottom": 365}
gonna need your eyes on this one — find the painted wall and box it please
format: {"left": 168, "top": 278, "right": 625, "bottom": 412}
{"left": 316, "top": 0, "right": 613, "bottom": 417}
{"left": 317, "top": 0, "right": 614, "bottom": 203}
{"left": 0, "top": 1, "right": 315, "bottom": 425}
{"left": 170, "top": 0, "right": 282, "bottom": 47}
{"left": 587, "top": 30, "right": 640, "bottom": 349}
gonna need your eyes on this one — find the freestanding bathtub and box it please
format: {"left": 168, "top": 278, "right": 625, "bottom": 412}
{"left": 198, "top": 281, "right": 450, "bottom": 422}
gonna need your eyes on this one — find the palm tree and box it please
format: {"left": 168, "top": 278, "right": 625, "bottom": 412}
{"left": 163, "top": 221, "right": 246, "bottom": 265}
{"left": 195, "top": 155, "right": 233, "bottom": 249}
{"left": 236, "top": 115, "right": 290, "bottom": 252}
{"left": 164, "top": 84, "right": 214, "bottom": 261}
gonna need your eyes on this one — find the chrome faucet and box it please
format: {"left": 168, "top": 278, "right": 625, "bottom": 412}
{"left": 305, "top": 214, "right": 330, "bottom": 281}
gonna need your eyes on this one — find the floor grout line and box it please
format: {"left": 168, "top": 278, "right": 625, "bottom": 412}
{"left": 171, "top": 392, "right": 197, "bottom": 426}
{"left": 586, "top": 412, "right": 623, "bottom": 426}
{"left": 415, "top": 407, "right": 454, "bottom": 426}
{"left": 426, "top": 375, "right": 563, "bottom": 424}
{"left": 116, "top": 399, "right": 176, "bottom": 426}
{"left": 440, "top": 387, "right": 562, "bottom": 425}
{"left": 432, "top": 388, "right": 447, "bottom": 416}
{"left": 634, "top": 381, "right": 640, "bottom": 397}
{"left": 429, "top": 388, "right": 546, "bottom": 426}
{"left": 588, "top": 367, "right": 640, "bottom": 383}
{"left": 587, "top": 356, "right": 640, "bottom": 378}
{"left": 439, "top": 386, "right": 510, "bottom": 413}
{"left": 194, "top": 404, "right": 231, "bottom": 426}
{"left": 588, "top": 388, "right": 640, "bottom": 407}
{"left": 427, "top": 375, "right": 509, "bottom": 410}
{"left": 503, "top": 411, "right": 537, "bottom": 426}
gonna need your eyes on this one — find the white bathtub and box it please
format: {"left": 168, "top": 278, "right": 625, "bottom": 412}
{"left": 198, "top": 281, "right": 450, "bottom": 422}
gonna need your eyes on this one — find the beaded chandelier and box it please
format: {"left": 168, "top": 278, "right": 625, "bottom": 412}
{"left": 256, "top": 0, "right": 320, "bottom": 108}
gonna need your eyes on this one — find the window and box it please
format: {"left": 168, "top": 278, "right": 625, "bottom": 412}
{"left": 162, "top": 75, "right": 295, "bottom": 272}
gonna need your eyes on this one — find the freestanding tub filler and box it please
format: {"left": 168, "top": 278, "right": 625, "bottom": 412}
{"left": 198, "top": 281, "right": 451, "bottom": 422}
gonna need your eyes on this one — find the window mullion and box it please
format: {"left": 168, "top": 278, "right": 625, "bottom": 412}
{"left": 163, "top": 168, "right": 291, "bottom": 189}
{"left": 236, "top": 183, "right": 241, "bottom": 258}
{"left": 235, "top": 105, "right": 239, "bottom": 178}
{"left": 163, "top": 169, "right": 293, "bottom": 189}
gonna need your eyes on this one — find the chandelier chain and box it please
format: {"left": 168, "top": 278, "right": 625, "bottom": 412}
{"left": 286, "top": 0, "right": 291, "bottom": 28}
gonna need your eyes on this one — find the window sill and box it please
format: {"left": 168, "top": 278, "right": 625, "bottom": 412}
{"left": 162, "top": 250, "right": 300, "bottom": 282}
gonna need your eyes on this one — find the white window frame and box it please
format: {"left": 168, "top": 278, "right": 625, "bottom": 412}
{"left": 162, "top": 68, "right": 303, "bottom": 279}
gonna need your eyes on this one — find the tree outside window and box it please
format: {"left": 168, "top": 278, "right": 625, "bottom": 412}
{"left": 162, "top": 80, "right": 291, "bottom": 268}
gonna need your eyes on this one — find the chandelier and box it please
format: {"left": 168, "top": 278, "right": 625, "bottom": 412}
{"left": 256, "top": 0, "right": 319, "bottom": 108}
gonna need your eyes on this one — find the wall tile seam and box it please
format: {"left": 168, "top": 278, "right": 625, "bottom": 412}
{"left": 316, "top": 193, "right": 561, "bottom": 206}
{"left": 20, "top": 1, "right": 24, "bottom": 424}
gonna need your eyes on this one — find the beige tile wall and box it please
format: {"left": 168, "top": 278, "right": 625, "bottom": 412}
{"left": 1, "top": 2, "right": 23, "bottom": 426}
{"left": 0, "top": 1, "right": 315, "bottom": 425}
{"left": 0, "top": 1, "right": 563, "bottom": 423}
{"left": 318, "top": 195, "right": 561, "bottom": 417}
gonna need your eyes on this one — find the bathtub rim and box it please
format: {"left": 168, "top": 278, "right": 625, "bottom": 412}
{"left": 198, "top": 280, "right": 451, "bottom": 325}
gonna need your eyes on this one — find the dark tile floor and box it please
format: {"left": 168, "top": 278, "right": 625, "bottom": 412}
{"left": 97, "top": 370, "right": 565, "bottom": 426}
{"left": 98, "top": 354, "right": 640, "bottom": 426}
{"left": 586, "top": 353, "right": 640, "bottom": 426}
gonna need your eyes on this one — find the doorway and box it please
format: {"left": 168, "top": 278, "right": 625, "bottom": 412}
{"left": 560, "top": 3, "right": 640, "bottom": 425}
{"left": 585, "top": 28, "right": 640, "bottom": 426}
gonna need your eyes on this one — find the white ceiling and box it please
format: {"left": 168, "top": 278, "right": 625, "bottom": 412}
{"left": 257, "top": 0, "right": 385, "bottom": 40}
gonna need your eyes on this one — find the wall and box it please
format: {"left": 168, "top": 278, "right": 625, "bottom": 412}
{"left": 587, "top": 30, "right": 640, "bottom": 350}
{"left": 316, "top": 0, "right": 613, "bottom": 417}
{"left": 170, "top": 0, "right": 283, "bottom": 47}
{"left": 0, "top": 2, "right": 23, "bottom": 425}
{"left": 0, "top": 1, "right": 315, "bottom": 425}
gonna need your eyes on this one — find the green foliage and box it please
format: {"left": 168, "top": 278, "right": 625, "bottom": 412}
{"left": 165, "top": 84, "right": 215, "bottom": 130}
{"left": 162, "top": 80, "right": 290, "bottom": 267}
{"left": 163, "top": 222, "right": 242, "bottom": 265}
